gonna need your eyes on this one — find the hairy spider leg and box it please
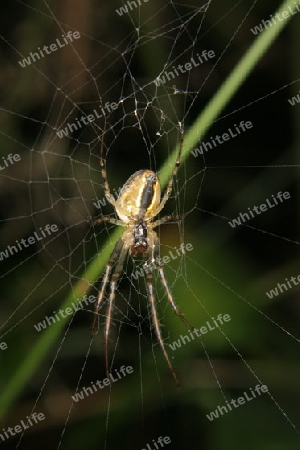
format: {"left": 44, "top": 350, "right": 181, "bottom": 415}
{"left": 90, "top": 237, "right": 124, "bottom": 337}
{"left": 92, "top": 127, "right": 188, "bottom": 384}
{"left": 93, "top": 216, "right": 124, "bottom": 226}
{"left": 152, "top": 131, "right": 183, "bottom": 218}
{"left": 145, "top": 235, "right": 179, "bottom": 386}
{"left": 91, "top": 237, "right": 128, "bottom": 377}
{"left": 151, "top": 214, "right": 181, "bottom": 228}
{"left": 146, "top": 268, "right": 180, "bottom": 387}
{"left": 104, "top": 241, "right": 128, "bottom": 378}
{"left": 201, "top": 0, "right": 212, "bottom": 13}
{"left": 153, "top": 235, "right": 195, "bottom": 332}
{"left": 100, "top": 132, "right": 117, "bottom": 206}
{"left": 91, "top": 213, "right": 126, "bottom": 338}
{"left": 99, "top": 133, "right": 132, "bottom": 221}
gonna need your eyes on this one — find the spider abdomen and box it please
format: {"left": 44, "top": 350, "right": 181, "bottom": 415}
{"left": 115, "top": 169, "right": 161, "bottom": 222}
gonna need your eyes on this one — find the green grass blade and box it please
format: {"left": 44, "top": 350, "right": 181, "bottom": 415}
{"left": 160, "top": 0, "right": 295, "bottom": 185}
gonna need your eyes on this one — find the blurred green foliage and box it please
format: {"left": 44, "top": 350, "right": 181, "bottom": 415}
{"left": 0, "top": 0, "right": 299, "bottom": 449}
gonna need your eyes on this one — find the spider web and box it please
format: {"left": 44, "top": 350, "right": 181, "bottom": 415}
{"left": 0, "top": 0, "right": 300, "bottom": 449}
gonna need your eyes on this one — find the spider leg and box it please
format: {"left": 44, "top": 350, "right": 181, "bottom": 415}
{"left": 152, "top": 129, "right": 183, "bottom": 217}
{"left": 146, "top": 270, "right": 179, "bottom": 386}
{"left": 93, "top": 216, "right": 124, "bottom": 226}
{"left": 100, "top": 132, "right": 117, "bottom": 207}
{"left": 153, "top": 236, "right": 195, "bottom": 332}
{"left": 90, "top": 237, "right": 125, "bottom": 337}
{"left": 145, "top": 243, "right": 179, "bottom": 386}
{"left": 201, "top": 0, "right": 212, "bottom": 12}
{"left": 152, "top": 214, "right": 181, "bottom": 229}
{"left": 158, "top": 266, "right": 194, "bottom": 331}
{"left": 104, "top": 242, "right": 128, "bottom": 378}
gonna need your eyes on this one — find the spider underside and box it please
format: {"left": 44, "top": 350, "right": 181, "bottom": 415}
{"left": 91, "top": 131, "right": 194, "bottom": 386}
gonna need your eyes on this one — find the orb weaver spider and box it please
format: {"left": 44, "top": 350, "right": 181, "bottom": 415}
{"left": 91, "top": 128, "right": 194, "bottom": 386}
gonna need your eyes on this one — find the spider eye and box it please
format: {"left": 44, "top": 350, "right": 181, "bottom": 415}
{"left": 146, "top": 174, "right": 156, "bottom": 182}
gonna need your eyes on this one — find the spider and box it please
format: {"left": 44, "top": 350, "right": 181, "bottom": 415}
{"left": 91, "top": 129, "right": 194, "bottom": 386}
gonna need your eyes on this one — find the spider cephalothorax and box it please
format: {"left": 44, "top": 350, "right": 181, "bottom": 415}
{"left": 91, "top": 131, "right": 194, "bottom": 386}
{"left": 131, "top": 220, "right": 148, "bottom": 257}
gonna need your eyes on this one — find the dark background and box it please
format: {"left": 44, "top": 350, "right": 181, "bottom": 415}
{"left": 0, "top": 1, "right": 299, "bottom": 449}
